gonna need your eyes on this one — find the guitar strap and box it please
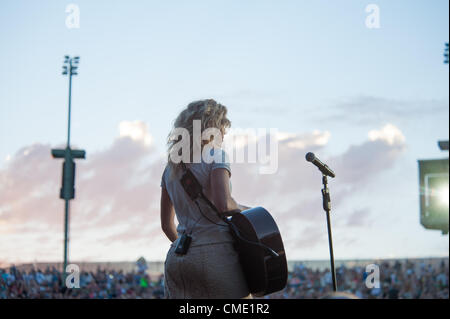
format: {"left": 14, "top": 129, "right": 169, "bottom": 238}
{"left": 180, "top": 161, "right": 239, "bottom": 218}
{"left": 179, "top": 161, "right": 279, "bottom": 258}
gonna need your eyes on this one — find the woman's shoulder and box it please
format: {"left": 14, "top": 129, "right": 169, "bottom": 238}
{"left": 203, "top": 147, "right": 230, "bottom": 165}
{"left": 203, "top": 148, "right": 231, "bottom": 175}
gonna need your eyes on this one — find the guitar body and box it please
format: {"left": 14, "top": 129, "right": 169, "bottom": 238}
{"left": 228, "top": 207, "right": 288, "bottom": 297}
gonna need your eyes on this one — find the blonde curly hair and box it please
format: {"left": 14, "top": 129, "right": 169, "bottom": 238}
{"left": 167, "top": 99, "right": 231, "bottom": 174}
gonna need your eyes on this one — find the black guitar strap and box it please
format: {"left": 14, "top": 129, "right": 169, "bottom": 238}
{"left": 178, "top": 161, "right": 279, "bottom": 258}
{"left": 179, "top": 161, "right": 239, "bottom": 219}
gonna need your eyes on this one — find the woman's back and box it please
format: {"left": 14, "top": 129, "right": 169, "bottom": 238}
{"left": 161, "top": 148, "right": 233, "bottom": 247}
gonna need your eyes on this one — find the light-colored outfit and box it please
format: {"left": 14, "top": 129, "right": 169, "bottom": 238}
{"left": 160, "top": 149, "right": 250, "bottom": 299}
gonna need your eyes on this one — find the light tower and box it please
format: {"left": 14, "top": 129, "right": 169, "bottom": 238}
{"left": 51, "top": 56, "right": 86, "bottom": 284}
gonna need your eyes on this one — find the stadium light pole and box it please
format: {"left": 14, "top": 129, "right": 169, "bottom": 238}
{"left": 417, "top": 46, "right": 450, "bottom": 235}
{"left": 51, "top": 56, "right": 86, "bottom": 285}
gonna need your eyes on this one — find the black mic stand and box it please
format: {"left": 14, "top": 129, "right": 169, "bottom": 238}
{"left": 321, "top": 174, "right": 337, "bottom": 292}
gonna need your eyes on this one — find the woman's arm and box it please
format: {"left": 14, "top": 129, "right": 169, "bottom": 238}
{"left": 210, "top": 168, "right": 249, "bottom": 213}
{"left": 160, "top": 187, "right": 178, "bottom": 242}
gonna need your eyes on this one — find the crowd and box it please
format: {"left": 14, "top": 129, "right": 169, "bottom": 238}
{"left": 267, "top": 259, "right": 449, "bottom": 299}
{"left": 0, "top": 265, "right": 165, "bottom": 299}
{"left": 1, "top": 259, "right": 448, "bottom": 299}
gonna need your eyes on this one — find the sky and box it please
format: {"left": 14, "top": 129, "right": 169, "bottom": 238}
{"left": 0, "top": 0, "right": 449, "bottom": 264}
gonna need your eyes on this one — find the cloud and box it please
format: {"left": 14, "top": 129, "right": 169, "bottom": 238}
{"left": 0, "top": 122, "right": 407, "bottom": 262}
{"left": 118, "top": 120, "right": 153, "bottom": 146}
{"left": 310, "top": 96, "right": 449, "bottom": 126}
{"left": 344, "top": 208, "right": 373, "bottom": 228}
{"left": 330, "top": 124, "right": 406, "bottom": 186}
{"left": 228, "top": 124, "right": 406, "bottom": 258}
{"left": 0, "top": 121, "right": 167, "bottom": 262}
{"left": 368, "top": 124, "right": 405, "bottom": 145}
{"left": 278, "top": 130, "right": 331, "bottom": 149}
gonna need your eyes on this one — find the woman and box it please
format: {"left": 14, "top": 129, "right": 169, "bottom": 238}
{"left": 160, "top": 99, "right": 251, "bottom": 299}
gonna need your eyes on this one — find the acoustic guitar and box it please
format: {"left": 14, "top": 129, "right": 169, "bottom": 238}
{"left": 227, "top": 207, "right": 288, "bottom": 297}
{"left": 179, "top": 163, "right": 288, "bottom": 296}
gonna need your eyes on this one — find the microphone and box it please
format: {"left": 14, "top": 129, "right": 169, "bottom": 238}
{"left": 305, "top": 152, "right": 336, "bottom": 178}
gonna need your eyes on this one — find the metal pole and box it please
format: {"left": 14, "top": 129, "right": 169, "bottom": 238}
{"left": 63, "top": 199, "right": 70, "bottom": 284}
{"left": 322, "top": 175, "right": 337, "bottom": 292}
{"left": 53, "top": 56, "right": 84, "bottom": 288}
{"left": 325, "top": 210, "right": 337, "bottom": 292}
{"left": 63, "top": 59, "right": 73, "bottom": 281}
{"left": 67, "top": 61, "right": 72, "bottom": 148}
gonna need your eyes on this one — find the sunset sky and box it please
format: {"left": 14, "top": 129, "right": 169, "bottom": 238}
{"left": 0, "top": 0, "right": 449, "bottom": 264}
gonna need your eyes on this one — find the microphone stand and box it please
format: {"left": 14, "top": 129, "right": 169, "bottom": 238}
{"left": 321, "top": 174, "right": 337, "bottom": 292}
